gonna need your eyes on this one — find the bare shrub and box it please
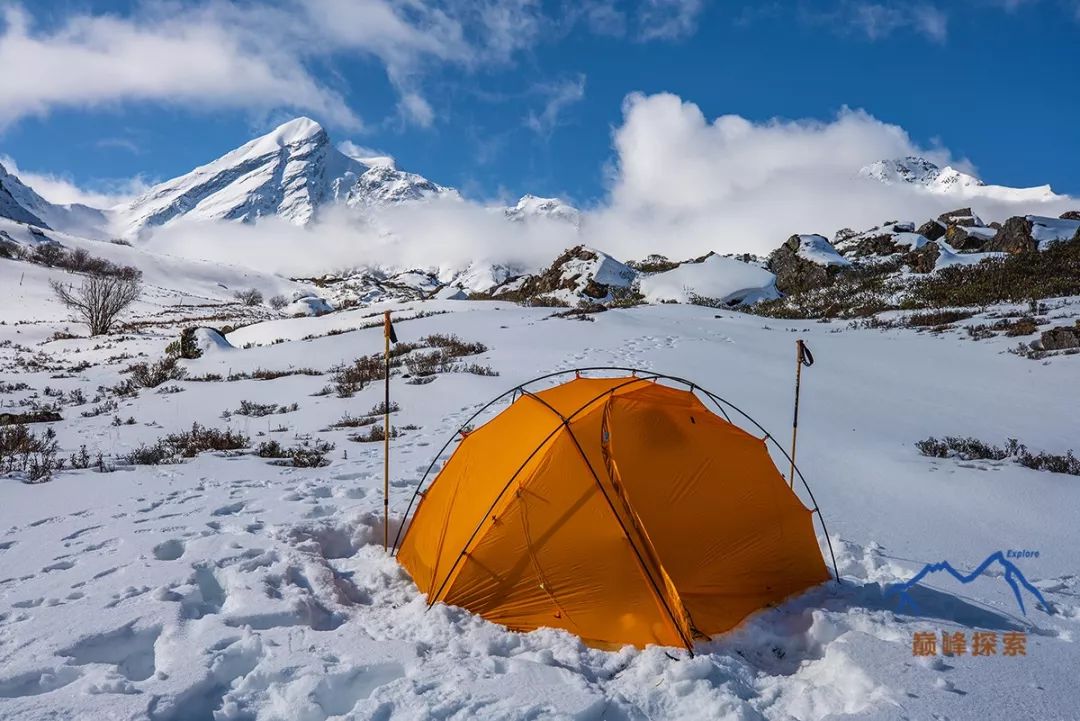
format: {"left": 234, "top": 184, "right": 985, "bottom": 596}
{"left": 268, "top": 294, "right": 288, "bottom": 310}
{"left": 0, "top": 424, "right": 63, "bottom": 482}
{"left": 916, "top": 436, "right": 1080, "bottom": 476}
{"left": 332, "top": 356, "right": 384, "bottom": 397}
{"left": 349, "top": 424, "right": 400, "bottom": 443}
{"left": 234, "top": 288, "right": 264, "bottom": 306}
{"left": 121, "top": 423, "right": 249, "bottom": 465}
{"left": 256, "top": 438, "right": 334, "bottom": 467}
{"left": 51, "top": 275, "right": 142, "bottom": 336}
{"left": 128, "top": 356, "right": 187, "bottom": 388}
{"left": 229, "top": 400, "right": 298, "bottom": 417}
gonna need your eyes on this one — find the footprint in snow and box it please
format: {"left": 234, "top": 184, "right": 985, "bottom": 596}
{"left": 211, "top": 502, "right": 246, "bottom": 516}
{"left": 152, "top": 539, "right": 185, "bottom": 561}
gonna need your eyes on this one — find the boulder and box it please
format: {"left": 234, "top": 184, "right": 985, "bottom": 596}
{"left": 1040, "top": 326, "right": 1080, "bottom": 351}
{"left": 985, "top": 216, "right": 1037, "bottom": 254}
{"left": 903, "top": 242, "right": 941, "bottom": 273}
{"left": 937, "top": 208, "right": 982, "bottom": 227}
{"left": 1059, "top": 210, "right": 1080, "bottom": 221}
{"left": 916, "top": 220, "right": 946, "bottom": 242}
{"left": 944, "top": 224, "right": 989, "bottom": 252}
{"left": 767, "top": 235, "right": 846, "bottom": 295}
{"left": 179, "top": 327, "right": 232, "bottom": 359}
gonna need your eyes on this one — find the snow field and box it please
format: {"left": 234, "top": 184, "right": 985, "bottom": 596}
{"left": 1, "top": 267, "right": 1079, "bottom": 718}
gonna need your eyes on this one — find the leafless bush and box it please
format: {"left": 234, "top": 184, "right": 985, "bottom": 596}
{"left": 233, "top": 288, "right": 264, "bottom": 306}
{"left": 268, "top": 294, "right": 288, "bottom": 310}
{"left": 349, "top": 424, "right": 400, "bottom": 443}
{"left": 0, "top": 424, "right": 63, "bottom": 482}
{"left": 228, "top": 400, "right": 298, "bottom": 417}
{"left": 917, "top": 436, "right": 1080, "bottom": 476}
{"left": 122, "top": 423, "right": 249, "bottom": 465}
{"left": 256, "top": 438, "right": 334, "bottom": 467}
{"left": 128, "top": 355, "right": 187, "bottom": 388}
{"left": 51, "top": 275, "right": 142, "bottom": 336}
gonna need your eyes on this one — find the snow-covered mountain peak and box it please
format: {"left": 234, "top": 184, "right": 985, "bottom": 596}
{"left": 860, "top": 155, "right": 1059, "bottom": 204}
{"left": 504, "top": 194, "right": 581, "bottom": 225}
{"left": 111, "top": 117, "right": 455, "bottom": 237}
{"left": 267, "top": 116, "right": 325, "bottom": 145}
{"left": 859, "top": 156, "right": 984, "bottom": 191}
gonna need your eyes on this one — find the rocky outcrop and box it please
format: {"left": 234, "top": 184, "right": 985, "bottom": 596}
{"left": 937, "top": 208, "right": 982, "bottom": 227}
{"left": 179, "top": 327, "right": 232, "bottom": 359}
{"left": 1059, "top": 210, "right": 1080, "bottom": 221}
{"left": 903, "top": 242, "right": 942, "bottom": 273}
{"left": 916, "top": 220, "right": 946, "bottom": 242}
{"left": 1040, "top": 325, "right": 1080, "bottom": 351}
{"left": 944, "top": 224, "right": 989, "bottom": 252}
{"left": 767, "top": 235, "right": 846, "bottom": 295}
{"left": 488, "top": 246, "right": 635, "bottom": 305}
{"left": 985, "top": 216, "right": 1037, "bottom": 254}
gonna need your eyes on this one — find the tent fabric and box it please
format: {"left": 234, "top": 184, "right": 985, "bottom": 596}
{"left": 397, "top": 376, "right": 830, "bottom": 650}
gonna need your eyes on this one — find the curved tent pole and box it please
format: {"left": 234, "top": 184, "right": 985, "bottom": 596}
{"left": 421, "top": 377, "right": 656, "bottom": 607}
{"left": 390, "top": 366, "right": 841, "bottom": 586}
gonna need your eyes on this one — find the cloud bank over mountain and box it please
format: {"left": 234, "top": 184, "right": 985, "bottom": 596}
{"left": 588, "top": 92, "right": 1075, "bottom": 260}
{"left": 6, "top": 93, "right": 1078, "bottom": 278}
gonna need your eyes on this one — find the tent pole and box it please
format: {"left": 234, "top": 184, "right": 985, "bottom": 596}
{"left": 788, "top": 340, "right": 805, "bottom": 489}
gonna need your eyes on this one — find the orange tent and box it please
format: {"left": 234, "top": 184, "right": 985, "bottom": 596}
{"left": 396, "top": 374, "right": 831, "bottom": 650}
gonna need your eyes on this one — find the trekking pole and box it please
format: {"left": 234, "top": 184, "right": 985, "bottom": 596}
{"left": 382, "top": 310, "right": 398, "bottom": 551}
{"left": 789, "top": 339, "right": 814, "bottom": 488}
{"left": 383, "top": 311, "right": 391, "bottom": 550}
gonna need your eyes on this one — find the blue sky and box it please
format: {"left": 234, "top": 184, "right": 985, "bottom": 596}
{"left": 1, "top": 0, "right": 1079, "bottom": 208}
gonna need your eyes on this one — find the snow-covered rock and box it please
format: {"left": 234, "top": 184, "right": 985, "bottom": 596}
{"left": 640, "top": 254, "right": 778, "bottom": 305}
{"left": 488, "top": 246, "right": 635, "bottom": 305}
{"left": 1027, "top": 215, "right": 1080, "bottom": 249}
{"left": 794, "top": 234, "right": 852, "bottom": 267}
{"left": 189, "top": 327, "right": 234, "bottom": 356}
{"left": 283, "top": 295, "right": 334, "bottom": 317}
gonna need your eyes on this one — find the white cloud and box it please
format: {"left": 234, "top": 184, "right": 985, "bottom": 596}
{"left": 0, "top": 154, "right": 149, "bottom": 207}
{"left": 142, "top": 200, "right": 580, "bottom": 279}
{"left": 587, "top": 92, "right": 1075, "bottom": 259}
{"left": 337, "top": 141, "right": 395, "bottom": 168}
{"left": 0, "top": 0, "right": 550, "bottom": 130}
{"left": 638, "top": 0, "right": 705, "bottom": 40}
{"left": 131, "top": 92, "right": 1077, "bottom": 279}
{"left": 525, "top": 75, "right": 586, "bottom": 135}
{"left": 397, "top": 93, "right": 436, "bottom": 128}
{"left": 800, "top": 1, "right": 949, "bottom": 43}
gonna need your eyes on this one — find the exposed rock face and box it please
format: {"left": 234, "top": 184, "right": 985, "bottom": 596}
{"left": 1040, "top": 326, "right": 1080, "bottom": 351}
{"left": 986, "top": 216, "right": 1037, "bottom": 254}
{"left": 903, "top": 242, "right": 942, "bottom": 273}
{"left": 489, "top": 246, "right": 635, "bottom": 305}
{"left": 1059, "top": 211, "right": 1080, "bottom": 221}
{"left": 937, "top": 208, "right": 982, "bottom": 227}
{"left": 944, "top": 224, "right": 989, "bottom": 252}
{"left": 767, "top": 235, "right": 844, "bottom": 294}
{"left": 916, "top": 220, "right": 946, "bottom": 242}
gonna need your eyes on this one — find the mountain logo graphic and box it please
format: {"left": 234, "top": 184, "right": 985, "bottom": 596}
{"left": 886, "top": 551, "right": 1051, "bottom": 616}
